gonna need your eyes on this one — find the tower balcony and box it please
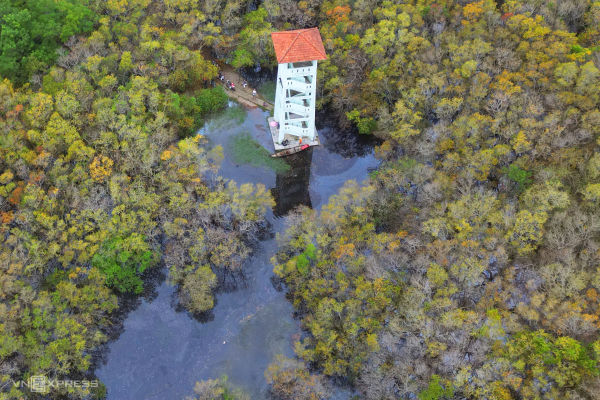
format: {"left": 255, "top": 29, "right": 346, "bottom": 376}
{"left": 286, "top": 67, "right": 316, "bottom": 78}
{"left": 281, "top": 124, "right": 311, "bottom": 137}
{"left": 284, "top": 102, "right": 310, "bottom": 115}
{"left": 284, "top": 79, "right": 312, "bottom": 93}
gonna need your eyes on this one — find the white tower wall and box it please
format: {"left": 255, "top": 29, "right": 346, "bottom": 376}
{"left": 273, "top": 60, "right": 318, "bottom": 143}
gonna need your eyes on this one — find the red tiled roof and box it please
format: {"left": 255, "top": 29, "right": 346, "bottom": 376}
{"left": 271, "top": 28, "right": 327, "bottom": 64}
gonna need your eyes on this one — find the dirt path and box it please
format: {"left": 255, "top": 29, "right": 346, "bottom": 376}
{"left": 216, "top": 64, "right": 274, "bottom": 111}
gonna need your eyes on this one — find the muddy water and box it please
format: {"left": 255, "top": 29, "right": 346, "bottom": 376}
{"left": 96, "top": 103, "right": 379, "bottom": 399}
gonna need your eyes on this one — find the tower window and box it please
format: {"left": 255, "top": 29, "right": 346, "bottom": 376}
{"left": 291, "top": 61, "right": 313, "bottom": 68}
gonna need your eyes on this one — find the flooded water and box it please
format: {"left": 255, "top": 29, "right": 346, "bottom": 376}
{"left": 95, "top": 103, "right": 379, "bottom": 399}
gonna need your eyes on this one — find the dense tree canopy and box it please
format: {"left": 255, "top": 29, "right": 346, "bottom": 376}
{"left": 0, "top": 1, "right": 273, "bottom": 398}
{"left": 2, "top": 0, "right": 600, "bottom": 399}
{"left": 0, "top": 0, "right": 97, "bottom": 85}
{"left": 267, "top": 0, "right": 600, "bottom": 399}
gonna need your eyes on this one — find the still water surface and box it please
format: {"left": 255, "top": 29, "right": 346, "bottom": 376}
{"left": 96, "top": 103, "right": 379, "bottom": 399}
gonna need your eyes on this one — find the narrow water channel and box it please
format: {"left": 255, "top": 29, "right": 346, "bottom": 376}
{"left": 96, "top": 102, "right": 379, "bottom": 399}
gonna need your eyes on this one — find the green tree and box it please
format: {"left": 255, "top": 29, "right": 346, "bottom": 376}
{"left": 0, "top": 0, "right": 96, "bottom": 85}
{"left": 92, "top": 234, "right": 156, "bottom": 294}
{"left": 231, "top": 8, "right": 275, "bottom": 69}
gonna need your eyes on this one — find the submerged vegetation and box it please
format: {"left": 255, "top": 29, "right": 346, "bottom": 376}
{"left": 228, "top": 132, "right": 290, "bottom": 173}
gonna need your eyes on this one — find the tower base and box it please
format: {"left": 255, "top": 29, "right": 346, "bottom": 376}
{"left": 268, "top": 117, "right": 320, "bottom": 152}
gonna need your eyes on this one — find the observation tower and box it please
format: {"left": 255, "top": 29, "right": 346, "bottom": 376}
{"left": 269, "top": 28, "right": 327, "bottom": 150}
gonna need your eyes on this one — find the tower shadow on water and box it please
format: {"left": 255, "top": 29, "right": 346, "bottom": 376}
{"left": 271, "top": 148, "right": 313, "bottom": 217}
